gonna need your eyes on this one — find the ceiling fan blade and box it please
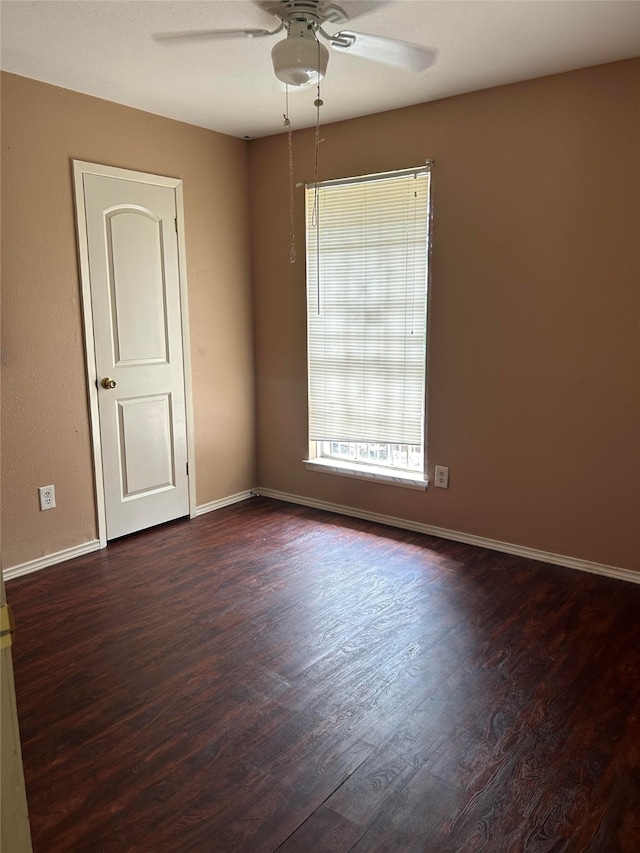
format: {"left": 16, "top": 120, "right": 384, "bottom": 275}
{"left": 329, "top": 30, "right": 436, "bottom": 72}
{"left": 338, "top": 2, "right": 393, "bottom": 22}
{"left": 153, "top": 28, "right": 278, "bottom": 43}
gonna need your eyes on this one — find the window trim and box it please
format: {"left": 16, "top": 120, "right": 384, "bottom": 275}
{"left": 304, "top": 457, "right": 429, "bottom": 491}
{"left": 304, "top": 162, "right": 434, "bottom": 488}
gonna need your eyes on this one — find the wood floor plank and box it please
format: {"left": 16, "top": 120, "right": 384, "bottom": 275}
{"left": 7, "top": 497, "right": 640, "bottom": 852}
{"left": 347, "top": 766, "right": 462, "bottom": 853}
{"left": 276, "top": 805, "right": 364, "bottom": 852}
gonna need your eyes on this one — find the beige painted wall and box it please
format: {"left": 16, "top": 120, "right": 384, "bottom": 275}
{"left": 249, "top": 59, "right": 640, "bottom": 573}
{"left": 1, "top": 72, "right": 256, "bottom": 569}
{"left": 2, "top": 61, "right": 639, "bottom": 575}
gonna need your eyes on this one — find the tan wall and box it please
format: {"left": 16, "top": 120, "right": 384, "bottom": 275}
{"left": 3, "top": 61, "right": 639, "bottom": 575}
{"left": 249, "top": 59, "right": 640, "bottom": 573}
{"left": 1, "top": 72, "right": 256, "bottom": 568}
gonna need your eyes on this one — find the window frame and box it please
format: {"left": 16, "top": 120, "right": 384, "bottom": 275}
{"left": 304, "top": 163, "right": 434, "bottom": 490}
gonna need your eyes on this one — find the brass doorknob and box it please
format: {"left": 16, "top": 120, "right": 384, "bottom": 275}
{"left": 101, "top": 377, "right": 117, "bottom": 389}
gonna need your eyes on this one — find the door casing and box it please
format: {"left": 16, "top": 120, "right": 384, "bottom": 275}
{"left": 73, "top": 160, "right": 197, "bottom": 547}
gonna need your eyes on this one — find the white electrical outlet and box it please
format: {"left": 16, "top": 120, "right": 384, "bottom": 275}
{"left": 39, "top": 484, "right": 56, "bottom": 510}
{"left": 434, "top": 466, "right": 449, "bottom": 488}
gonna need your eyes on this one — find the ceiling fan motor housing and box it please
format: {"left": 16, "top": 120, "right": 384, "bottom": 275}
{"left": 261, "top": 0, "right": 348, "bottom": 27}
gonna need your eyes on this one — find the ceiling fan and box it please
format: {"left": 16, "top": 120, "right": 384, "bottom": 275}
{"left": 154, "top": 0, "right": 436, "bottom": 87}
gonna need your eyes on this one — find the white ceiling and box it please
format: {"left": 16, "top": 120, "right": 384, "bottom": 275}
{"left": 1, "top": 0, "right": 639, "bottom": 138}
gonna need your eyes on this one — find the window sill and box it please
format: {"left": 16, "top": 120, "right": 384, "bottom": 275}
{"left": 304, "top": 458, "right": 429, "bottom": 491}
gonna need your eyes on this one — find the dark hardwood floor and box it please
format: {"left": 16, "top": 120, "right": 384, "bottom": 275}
{"left": 7, "top": 497, "right": 640, "bottom": 852}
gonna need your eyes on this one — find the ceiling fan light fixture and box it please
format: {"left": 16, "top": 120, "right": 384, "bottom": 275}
{"left": 271, "top": 27, "right": 329, "bottom": 86}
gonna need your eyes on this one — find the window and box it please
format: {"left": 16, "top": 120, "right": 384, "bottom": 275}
{"left": 305, "top": 164, "right": 432, "bottom": 488}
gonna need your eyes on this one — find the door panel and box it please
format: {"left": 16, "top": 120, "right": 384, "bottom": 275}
{"left": 82, "top": 173, "right": 189, "bottom": 539}
{"left": 117, "top": 395, "right": 175, "bottom": 497}
{"left": 108, "top": 209, "right": 168, "bottom": 364}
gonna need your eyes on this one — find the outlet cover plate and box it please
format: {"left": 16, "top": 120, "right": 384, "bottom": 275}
{"left": 434, "top": 466, "right": 449, "bottom": 488}
{"left": 39, "top": 485, "right": 56, "bottom": 510}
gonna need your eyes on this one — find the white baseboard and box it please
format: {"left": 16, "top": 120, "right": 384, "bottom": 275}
{"left": 3, "top": 540, "right": 102, "bottom": 582}
{"left": 6, "top": 491, "right": 635, "bottom": 586}
{"left": 3, "top": 492, "right": 257, "bottom": 583}
{"left": 195, "top": 490, "right": 256, "bottom": 516}
{"left": 255, "top": 488, "right": 639, "bottom": 586}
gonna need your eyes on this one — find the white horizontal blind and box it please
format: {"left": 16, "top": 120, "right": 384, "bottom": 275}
{"left": 306, "top": 167, "right": 431, "bottom": 445}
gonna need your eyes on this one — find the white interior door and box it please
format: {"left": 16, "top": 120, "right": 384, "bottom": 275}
{"left": 76, "top": 166, "right": 192, "bottom": 540}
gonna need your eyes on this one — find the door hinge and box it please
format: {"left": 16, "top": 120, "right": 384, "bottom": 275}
{"left": 0, "top": 604, "right": 15, "bottom": 650}
{"left": 175, "top": 218, "right": 178, "bottom": 233}
{"left": 186, "top": 461, "right": 189, "bottom": 476}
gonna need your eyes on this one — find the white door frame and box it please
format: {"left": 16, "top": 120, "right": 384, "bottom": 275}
{"left": 73, "top": 160, "right": 197, "bottom": 547}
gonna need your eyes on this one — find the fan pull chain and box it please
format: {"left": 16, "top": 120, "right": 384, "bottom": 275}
{"left": 312, "top": 41, "right": 323, "bottom": 228}
{"left": 313, "top": 37, "right": 323, "bottom": 312}
{"left": 284, "top": 86, "right": 296, "bottom": 264}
